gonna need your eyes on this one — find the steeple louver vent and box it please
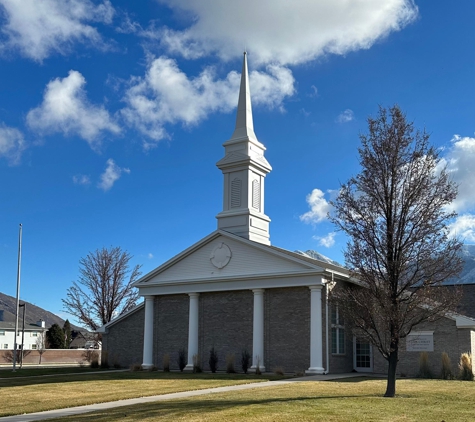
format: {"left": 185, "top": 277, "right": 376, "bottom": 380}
{"left": 252, "top": 179, "right": 260, "bottom": 210}
{"left": 231, "top": 178, "right": 241, "bottom": 208}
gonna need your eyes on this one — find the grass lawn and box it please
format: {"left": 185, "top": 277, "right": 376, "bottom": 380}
{"left": 0, "top": 370, "right": 278, "bottom": 417}
{"left": 48, "top": 378, "right": 475, "bottom": 422}
{"left": 0, "top": 366, "right": 116, "bottom": 378}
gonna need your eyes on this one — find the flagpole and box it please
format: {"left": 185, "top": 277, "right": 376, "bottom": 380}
{"left": 12, "top": 223, "right": 22, "bottom": 372}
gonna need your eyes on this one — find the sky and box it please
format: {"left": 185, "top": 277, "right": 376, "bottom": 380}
{"left": 0, "top": 0, "right": 474, "bottom": 326}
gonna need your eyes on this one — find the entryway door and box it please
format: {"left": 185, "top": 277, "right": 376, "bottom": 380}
{"left": 353, "top": 337, "right": 373, "bottom": 372}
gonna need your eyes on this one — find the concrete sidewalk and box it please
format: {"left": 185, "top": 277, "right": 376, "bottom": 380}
{"left": 0, "top": 373, "right": 366, "bottom": 422}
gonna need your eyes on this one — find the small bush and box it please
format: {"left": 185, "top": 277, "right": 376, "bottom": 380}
{"left": 273, "top": 366, "right": 285, "bottom": 376}
{"left": 209, "top": 347, "right": 219, "bottom": 373}
{"left": 150, "top": 365, "right": 158, "bottom": 372}
{"left": 178, "top": 348, "right": 187, "bottom": 372}
{"left": 226, "top": 353, "right": 236, "bottom": 373}
{"left": 193, "top": 354, "right": 202, "bottom": 373}
{"left": 441, "top": 352, "right": 453, "bottom": 380}
{"left": 162, "top": 354, "right": 170, "bottom": 372}
{"left": 90, "top": 358, "right": 100, "bottom": 369}
{"left": 458, "top": 352, "right": 474, "bottom": 381}
{"left": 130, "top": 363, "right": 142, "bottom": 371}
{"left": 110, "top": 353, "right": 121, "bottom": 369}
{"left": 241, "top": 349, "right": 251, "bottom": 374}
{"left": 418, "top": 352, "right": 433, "bottom": 379}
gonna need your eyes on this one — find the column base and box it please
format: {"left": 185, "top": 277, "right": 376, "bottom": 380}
{"left": 305, "top": 367, "right": 325, "bottom": 375}
{"left": 184, "top": 364, "right": 194, "bottom": 372}
{"left": 141, "top": 363, "right": 154, "bottom": 370}
{"left": 249, "top": 365, "right": 266, "bottom": 373}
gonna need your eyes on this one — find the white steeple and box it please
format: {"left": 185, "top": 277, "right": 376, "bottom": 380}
{"left": 216, "top": 52, "right": 272, "bottom": 245}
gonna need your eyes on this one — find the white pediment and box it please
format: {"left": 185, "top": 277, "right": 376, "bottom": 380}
{"left": 136, "top": 231, "right": 325, "bottom": 287}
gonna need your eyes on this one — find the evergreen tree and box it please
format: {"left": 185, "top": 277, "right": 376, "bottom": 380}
{"left": 46, "top": 323, "right": 65, "bottom": 349}
{"left": 63, "top": 319, "right": 72, "bottom": 349}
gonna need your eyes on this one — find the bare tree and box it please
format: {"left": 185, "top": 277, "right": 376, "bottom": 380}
{"left": 62, "top": 247, "right": 142, "bottom": 331}
{"left": 36, "top": 334, "right": 46, "bottom": 364}
{"left": 330, "top": 105, "right": 463, "bottom": 397}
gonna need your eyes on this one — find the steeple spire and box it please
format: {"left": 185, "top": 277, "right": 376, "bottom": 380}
{"left": 230, "top": 52, "right": 256, "bottom": 141}
{"left": 216, "top": 52, "right": 272, "bottom": 245}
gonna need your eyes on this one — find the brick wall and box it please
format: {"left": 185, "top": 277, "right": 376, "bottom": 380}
{"left": 373, "top": 316, "right": 475, "bottom": 377}
{"left": 199, "top": 290, "right": 253, "bottom": 372}
{"left": 1, "top": 349, "right": 92, "bottom": 365}
{"left": 103, "top": 306, "right": 144, "bottom": 368}
{"left": 265, "top": 287, "right": 310, "bottom": 374}
{"left": 155, "top": 294, "right": 189, "bottom": 370}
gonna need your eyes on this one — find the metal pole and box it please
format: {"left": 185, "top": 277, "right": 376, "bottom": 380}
{"left": 12, "top": 223, "right": 22, "bottom": 372}
{"left": 20, "top": 303, "right": 26, "bottom": 369}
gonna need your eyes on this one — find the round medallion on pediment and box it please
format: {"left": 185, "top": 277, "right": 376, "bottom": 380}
{"left": 210, "top": 242, "right": 232, "bottom": 269}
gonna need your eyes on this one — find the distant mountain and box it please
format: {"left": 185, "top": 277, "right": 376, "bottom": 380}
{"left": 0, "top": 292, "right": 78, "bottom": 328}
{"left": 296, "top": 245, "right": 475, "bottom": 285}
{"left": 295, "top": 250, "right": 344, "bottom": 267}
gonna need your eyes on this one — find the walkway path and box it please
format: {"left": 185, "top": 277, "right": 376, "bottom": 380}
{"left": 0, "top": 373, "right": 365, "bottom": 422}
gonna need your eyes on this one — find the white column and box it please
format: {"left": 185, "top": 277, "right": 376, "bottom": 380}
{"left": 306, "top": 285, "right": 325, "bottom": 374}
{"left": 185, "top": 293, "right": 200, "bottom": 371}
{"left": 142, "top": 295, "right": 154, "bottom": 370}
{"left": 251, "top": 288, "right": 265, "bottom": 372}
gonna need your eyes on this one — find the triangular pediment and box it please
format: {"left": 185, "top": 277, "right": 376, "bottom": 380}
{"left": 135, "top": 231, "right": 326, "bottom": 287}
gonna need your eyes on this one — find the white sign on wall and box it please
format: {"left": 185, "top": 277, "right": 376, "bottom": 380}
{"left": 406, "top": 331, "right": 434, "bottom": 352}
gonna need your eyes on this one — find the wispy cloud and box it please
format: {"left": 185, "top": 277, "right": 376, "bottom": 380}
{"left": 0, "top": 0, "right": 114, "bottom": 61}
{"left": 27, "top": 70, "right": 120, "bottom": 149}
{"left": 121, "top": 56, "right": 294, "bottom": 148}
{"left": 72, "top": 174, "right": 91, "bottom": 186}
{"left": 313, "top": 232, "right": 336, "bottom": 248}
{"left": 97, "top": 158, "right": 130, "bottom": 191}
{"left": 336, "top": 109, "right": 354, "bottom": 123}
{"left": 448, "top": 214, "right": 475, "bottom": 243}
{"left": 0, "top": 123, "right": 26, "bottom": 165}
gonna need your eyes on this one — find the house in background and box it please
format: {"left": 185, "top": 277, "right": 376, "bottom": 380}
{"left": 100, "top": 53, "right": 475, "bottom": 376}
{"left": 0, "top": 320, "right": 47, "bottom": 351}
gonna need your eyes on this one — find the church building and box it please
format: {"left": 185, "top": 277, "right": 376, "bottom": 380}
{"left": 100, "top": 53, "right": 475, "bottom": 377}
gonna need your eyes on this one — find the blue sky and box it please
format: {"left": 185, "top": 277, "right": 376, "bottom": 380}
{"left": 0, "top": 0, "right": 474, "bottom": 325}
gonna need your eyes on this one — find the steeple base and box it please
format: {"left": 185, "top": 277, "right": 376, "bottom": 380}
{"left": 216, "top": 210, "right": 270, "bottom": 245}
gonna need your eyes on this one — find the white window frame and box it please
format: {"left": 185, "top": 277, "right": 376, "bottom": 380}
{"left": 331, "top": 306, "right": 345, "bottom": 355}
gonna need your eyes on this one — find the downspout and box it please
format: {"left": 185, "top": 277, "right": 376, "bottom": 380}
{"left": 324, "top": 273, "right": 332, "bottom": 374}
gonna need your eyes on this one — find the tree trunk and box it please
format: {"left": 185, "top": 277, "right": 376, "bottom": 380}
{"left": 384, "top": 349, "right": 398, "bottom": 397}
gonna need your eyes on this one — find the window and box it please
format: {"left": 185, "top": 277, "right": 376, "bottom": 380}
{"left": 331, "top": 306, "right": 345, "bottom": 354}
{"left": 31, "top": 344, "right": 37, "bottom": 350}
{"left": 3, "top": 344, "right": 8, "bottom": 349}
{"left": 0, "top": 330, "right": 5, "bottom": 336}
{"left": 31, "top": 331, "right": 38, "bottom": 337}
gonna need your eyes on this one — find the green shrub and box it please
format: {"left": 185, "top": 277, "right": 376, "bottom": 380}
{"left": 209, "top": 347, "right": 219, "bottom": 373}
{"left": 177, "top": 348, "right": 187, "bottom": 372}
{"left": 226, "top": 353, "right": 236, "bottom": 373}
{"left": 458, "top": 352, "right": 474, "bottom": 381}
{"left": 241, "top": 349, "right": 251, "bottom": 374}
{"left": 440, "top": 352, "right": 452, "bottom": 380}
{"left": 162, "top": 354, "right": 170, "bottom": 372}
{"left": 418, "top": 352, "right": 433, "bottom": 379}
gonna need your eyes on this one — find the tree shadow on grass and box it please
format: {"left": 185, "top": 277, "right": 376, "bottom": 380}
{"left": 54, "top": 394, "right": 377, "bottom": 422}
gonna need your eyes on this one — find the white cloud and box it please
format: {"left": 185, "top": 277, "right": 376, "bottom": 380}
{"left": 72, "top": 174, "right": 91, "bottom": 185}
{"left": 336, "top": 109, "right": 354, "bottom": 123}
{"left": 97, "top": 158, "right": 130, "bottom": 191}
{"left": 309, "top": 85, "right": 318, "bottom": 98}
{"left": 300, "top": 188, "right": 333, "bottom": 224}
{"left": 313, "top": 232, "right": 336, "bottom": 248}
{"left": 0, "top": 123, "right": 26, "bottom": 164}
{"left": 147, "top": 253, "right": 154, "bottom": 259}
{"left": 121, "top": 56, "right": 294, "bottom": 147}
{"left": 155, "top": 0, "right": 418, "bottom": 66}
{"left": 441, "top": 135, "right": 475, "bottom": 214}
{"left": 0, "top": 0, "right": 114, "bottom": 61}
{"left": 27, "top": 70, "right": 120, "bottom": 149}
{"left": 448, "top": 215, "right": 475, "bottom": 243}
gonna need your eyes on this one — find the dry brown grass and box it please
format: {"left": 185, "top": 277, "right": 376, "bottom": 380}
{"left": 0, "top": 371, "right": 275, "bottom": 417}
{"left": 49, "top": 378, "right": 475, "bottom": 422}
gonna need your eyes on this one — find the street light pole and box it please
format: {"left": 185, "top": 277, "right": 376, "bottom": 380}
{"left": 12, "top": 223, "right": 22, "bottom": 372}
